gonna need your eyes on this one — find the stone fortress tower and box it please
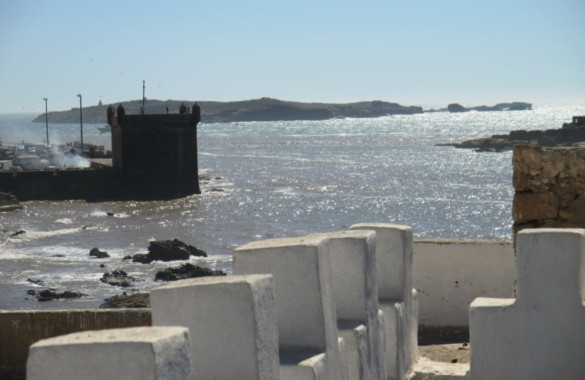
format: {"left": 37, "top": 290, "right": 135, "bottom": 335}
{"left": 107, "top": 103, "right": 201, "bottom": 198}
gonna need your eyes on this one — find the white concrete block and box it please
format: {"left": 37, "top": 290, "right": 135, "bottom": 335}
{"left": 350, "top": 223, "right": 412, "bottom": 301}
{"left": 234, "top": 236, "right": 344, "bottom": 380}
{"left": 470, "top": 228, "right": 585, "bottom": 380}
{"left": 151, "top": 274, "right": 279, "bottom": 380}
{"left": 338, "top": 324, "right": 368, "bottom": 380}
{"left": 310, "top": 230, "right": 383, "bottom": 380}
{"left": 27, "top": 326, "right": 191, "bottom": 380}
{"left": 350, "top": 223, "right": 418, "bottom": 380}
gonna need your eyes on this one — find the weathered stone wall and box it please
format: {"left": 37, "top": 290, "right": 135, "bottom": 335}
{"left": 513, "top": 145, "right": 585, "bottom": 232}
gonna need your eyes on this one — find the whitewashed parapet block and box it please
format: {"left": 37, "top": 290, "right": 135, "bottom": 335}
{"left": 310, "top": 230, "right": 384, "bottom": 380}
{"left": 150, "top": 275, "right": 279, "bottom": 380}
{"left": 27, "top": 326, "right": 191, "bottom": 380}
{"left": 349, "top": 223, "right": 418, "bottom": 380}
{"left": 470, "top": 228, "right": 585, "bottom": 380}
{"left": 234, "top": 236, "right": 345, "bottom": 380}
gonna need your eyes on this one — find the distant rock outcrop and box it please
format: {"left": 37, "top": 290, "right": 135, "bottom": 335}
{"left": 439, "top": 116, "right": 585, "bottom": 152}
{"left": 32, "top": 98, "right": 423, "bottom": 124}
{"left": 447, "top": 103, "right": 467, "bottom": 113}
{"left": 433, "top": 102, "right": 532, "bottom": 113}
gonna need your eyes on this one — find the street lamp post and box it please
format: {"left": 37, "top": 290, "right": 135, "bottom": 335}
{"left": 77, "top": 94, "right": 83, "bottom": 153}
{"left": 43, "top": 98, "right": 49, "bottom": 147}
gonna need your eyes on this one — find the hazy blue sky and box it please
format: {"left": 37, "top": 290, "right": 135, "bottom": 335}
{"left": 1, "top": 0, "right": 584, "bottom": 113}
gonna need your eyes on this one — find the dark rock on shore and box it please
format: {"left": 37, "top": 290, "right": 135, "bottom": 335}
{"left": 441, "top": 116, "right": 585, "bottom": 152}
{"left": 154, "top": 263, "right": 227, "bottom": 282}
{"left": 149, "top": 239, "right": 207, "bottom": 260}
{"left": 28, "top": 289, "right": 85, "bottom": 302}
{"left": 132, "top": 239, "right": 207, "bottom": 264}
{"left": 26, "top": 278, "right": 45, "bottom": 286}
{"left": 100, "top": 292, "right": 150, "bottom": 308}
{"left": 131, "top": 253, "right": 151, "bottom": 264}
{"left": 89, "top": 247, "right": 110, "bottom": 258}
{"left": 100, "top": 269, "right": 139, "bottom": 287}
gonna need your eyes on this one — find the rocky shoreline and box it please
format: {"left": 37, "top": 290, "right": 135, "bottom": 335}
{"left": 440, "top": 116, "right": 585, "bottom": 152}
{"left": 24, "top": 238, "right": 226, "bottom": 307}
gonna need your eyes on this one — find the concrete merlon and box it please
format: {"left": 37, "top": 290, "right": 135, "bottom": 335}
{"left": 27, "top": 326, "right": 191, "bottom": 380}
{"left": 309, "top": 230, "right": 377, "bottom": 322}
{"left": 151, "top": 274, "right": 280, "bottom": 380}
{"left": 470, "top": 228, "right": 585, "bottom": 379}
{"left": 350, "top": 223, "right": 413, "bottom": 301}
{"left": 516, "top": 228, "right": 585, "bottom": 306}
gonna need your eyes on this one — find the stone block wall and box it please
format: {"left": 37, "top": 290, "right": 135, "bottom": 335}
{"left": 512, "top": 145, "right": 585, "bottom": 232}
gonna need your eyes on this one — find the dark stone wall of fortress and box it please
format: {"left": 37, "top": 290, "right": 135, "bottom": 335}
{"left": 0, "top": 168, "right": 198, "bottom": 201}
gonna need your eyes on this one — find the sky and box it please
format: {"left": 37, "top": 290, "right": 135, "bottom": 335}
{"left": 0, "top": 0, "right": 584, "bottom": 113}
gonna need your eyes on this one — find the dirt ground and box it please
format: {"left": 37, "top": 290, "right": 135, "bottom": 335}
{"left": 418, "top": 325, "right": 470, "bottom": 364}
{"left": 418, "top": 342, "right": 470, "bottom": 364}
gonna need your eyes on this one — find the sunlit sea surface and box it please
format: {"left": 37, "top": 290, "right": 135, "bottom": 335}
{"left": 1, "top": 101, "right": 584, "bottom": 309}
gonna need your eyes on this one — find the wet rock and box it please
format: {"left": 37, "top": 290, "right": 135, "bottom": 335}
{"left": 100, "top": 269, "right": 138, "bottom": 287}
{"left": 89, "top": 247, "right": 110, "bottom": 258}
{"left": 51, "top": 254, "right": 65, "bottom": 258}
{"left": 27, "top": 278, "right": 45, "bottom": 286}
{"left": 131, "top": 253, "right": 153, "bottom": 264}
{"left": 100, "top": 292, "right": 150, "bottom": 308}
{"left": 155, "top": 263, "right": 226, "bottom": 282}
{"left": 148, "top": 239, "right": 207, "bottom": 260}
{"left": 34, "top": 289, "right": 85, "bottom": 302}
{"left": 132, "top": 239, "right": 207, "bottom": 264}
{"left": 10, "top": 230, "right": 26, "bottom": 237}
{"left": 122, "top": 255, "right": 133, "bottom": 261}
{"left": 106, "top": 212, "right": 115, "bottom": 216}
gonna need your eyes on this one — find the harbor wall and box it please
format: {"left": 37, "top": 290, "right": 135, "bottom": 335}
{"left": 0, "top": 309, "right": 151, "bottom": 378}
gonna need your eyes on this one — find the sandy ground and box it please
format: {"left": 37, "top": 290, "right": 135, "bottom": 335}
{"left": 418, "top": 342, "right": 470, "bottom": 364}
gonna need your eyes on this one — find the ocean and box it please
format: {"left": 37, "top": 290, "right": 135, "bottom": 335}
{"left": 1, "top": 101, "right": 584, "bottom": 310}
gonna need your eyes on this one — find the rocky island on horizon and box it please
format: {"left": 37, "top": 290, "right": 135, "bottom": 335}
{"left": 440, "top": 115, "right": 585, "bottom": 152}
{"left": 32, "top": 97, "right": 423, "bottom": 124}
{"left": 31, "top": 97, "right": 533, "bottom": 124}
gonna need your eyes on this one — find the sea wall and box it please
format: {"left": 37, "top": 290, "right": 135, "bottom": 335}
{"left": 513, "top": 145, "right": 585, "bottom": 232}
{"left": 0, "top": 309, "right": 151, "bottom": 378}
